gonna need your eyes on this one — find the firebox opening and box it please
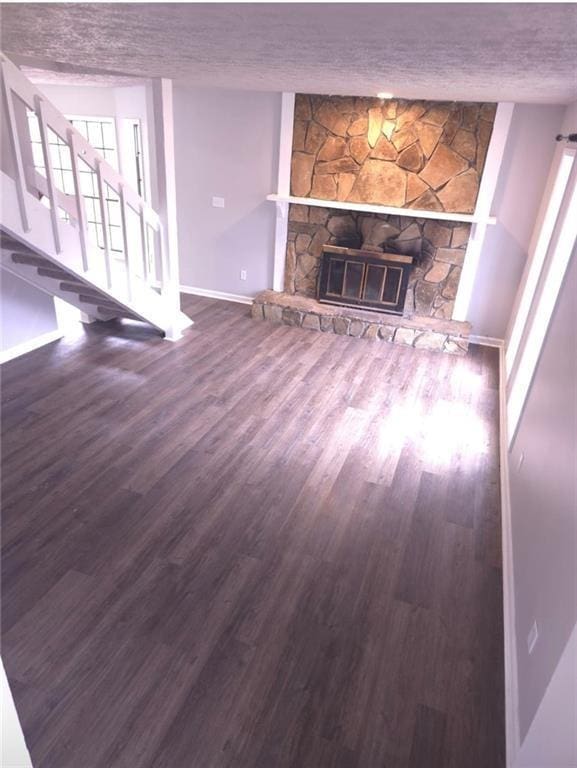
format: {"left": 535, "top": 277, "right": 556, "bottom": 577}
{"left": 317, "top": 245, "right": 415, "bottom": 315}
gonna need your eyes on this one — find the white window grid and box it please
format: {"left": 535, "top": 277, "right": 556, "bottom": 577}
{"left": 27, "top": 112, "right": 124, "bottom": 253}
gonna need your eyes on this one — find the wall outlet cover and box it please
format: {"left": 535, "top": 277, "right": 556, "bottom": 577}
{"left": 240, "top": 270, "right": 247, "bottom": 281}
{"left": 212, "top": 196, "right": 225, "bottom": 208}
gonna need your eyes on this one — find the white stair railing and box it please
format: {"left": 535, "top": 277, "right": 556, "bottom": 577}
{"left": 0, "top": 52, "right": 173, "bottom": 304}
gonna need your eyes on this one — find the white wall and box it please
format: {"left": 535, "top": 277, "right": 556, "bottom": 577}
{"left": 0, "top": 271, "right": 59, "bottom": 355}
{"left": 37, "top": 82, "right": 151, "bottom": 197}
{"left": 34, "top": 83, "right": 117, "bottom": 116}
{"left": 509, "top": 240, "right": 576, "bottom": 750}
{"left": 1, "top": 659, "right": 32, "bottom": 768}
{"left": 559, "top": 102, "right": 577, "bottom": 145}
{"left": 172, "top": 86, "right": 280, "bottom": 296}
{"left": 517, "top": 623, "right": 577, "bottom": 768}
{"left": 468, "top": 104, "right": 565, "bottom": 339}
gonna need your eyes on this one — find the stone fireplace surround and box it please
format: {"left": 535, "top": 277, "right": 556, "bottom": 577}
{"left": 290, "top": 94, "right": 496, "bottom": 214}
{"left": 285, "top": 204, "right": 470, "bottom": 320}
{"left": 251, "top": 93, "right": 500, "bottom": 353}
{"left": 252, "top": 202, "right": 473, "bottom": 354}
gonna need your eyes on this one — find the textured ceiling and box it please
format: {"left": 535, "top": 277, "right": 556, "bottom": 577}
{"left": 1, "top": 3, "right": 576, "bottom": 103}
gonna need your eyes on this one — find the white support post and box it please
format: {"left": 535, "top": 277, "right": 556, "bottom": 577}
{"left": 79, "top": 312, "right": 98, "bottom": 324}
{"left": 68, "top": 131, "right": 89, "bottom": 271}
{"left": 272, "top": 93, "right": 295, "bottom": 292}
{"left": 139, "top": 206, "right": 149, "bottom": 283}
{"left": 452, "top": 102, "right": 515, "bottom": 322}
{"left": 119, "top": 184, "right": 133, "bottom": 301}
{"left": 95, "top": 160, "right": 113, "bottom": 289}
{"left": 10, "top": 79, "right": 37, "bottom": 210}
{"left": 35, "top": 95, "right": 62, "bottom": 254}
{"left": 151, "top": 77, "right": 182, "bottom": 339}
{"left": 1, "top": 60, "right": 30, "bottom": 232}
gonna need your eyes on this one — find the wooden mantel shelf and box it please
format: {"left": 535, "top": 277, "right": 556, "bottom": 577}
{"left": 266, "top": 194, "right": 497, "bottom": 226}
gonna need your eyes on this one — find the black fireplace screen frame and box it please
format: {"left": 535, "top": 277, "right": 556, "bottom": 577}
{"left": 317, "top": 245, "right": 415, "bottom": 315}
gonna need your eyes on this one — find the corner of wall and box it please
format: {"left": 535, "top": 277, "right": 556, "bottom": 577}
{"left": 0, "top": 270, "right": 61, "bottom": 361}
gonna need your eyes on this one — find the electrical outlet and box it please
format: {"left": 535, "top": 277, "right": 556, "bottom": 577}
{"left": 240, "top": 269, "right": 247, "bottom": 281}
{"left": 527, "top": 620, "right": 539, "bottom": 655}
{"left": 212, "top": 196, "right": 225, "bottom": 208}
{"left": 518, "top": 452, "right": 525, "bottom": 471}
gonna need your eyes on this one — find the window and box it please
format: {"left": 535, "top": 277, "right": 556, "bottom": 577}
{"left": 26, "top": 113, "right": 127, "bottom": 255}
{"left": 69, "top": 117, "right": 118, "bottom": 169}
{"left": 507, "top": 158, "right": 577, "bottom": 443}
{"left": 506, "top": 149, "right": 576, "bottom": 378}
{"left": 27, "top": 114, "right": 74, "bottom": 211}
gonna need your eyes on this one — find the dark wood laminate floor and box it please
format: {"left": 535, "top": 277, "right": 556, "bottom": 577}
{"left": 1, "top": 296, "right": 505, "bottom": 768}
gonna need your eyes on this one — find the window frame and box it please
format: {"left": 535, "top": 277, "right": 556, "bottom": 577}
{"left": 507, "top": 151, "right": 577, "bottom": 446}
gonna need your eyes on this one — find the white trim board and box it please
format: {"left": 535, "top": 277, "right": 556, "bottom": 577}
{"left": 0, "top": 328, "right": 64, "bottom": 364}
{"left": 267, "top": 193, "right": 497, "bottom": 226}
{"left": 468, "top": 334, "right": 505, "bottom": 348}
{"left": 179, "top": 285, "right": 253, "bottom": 305}
{"left": 272, "top": 92, "right": 295, "bottom": 292}
{"left": 499, "top": 344, "right": 521, "bottom": 768}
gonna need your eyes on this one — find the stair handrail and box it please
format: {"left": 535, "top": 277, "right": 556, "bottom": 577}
{"left": 0, "top": 52, "right": 170, "bottom": 300}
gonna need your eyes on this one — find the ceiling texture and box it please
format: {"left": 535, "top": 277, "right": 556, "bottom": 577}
{"left": 1, "top": 3, "right": 576, "bottom": 103}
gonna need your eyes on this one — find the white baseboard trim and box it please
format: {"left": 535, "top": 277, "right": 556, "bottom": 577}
{"left": 499, "top": 345, "right": 520, "bottom": 767}
{"left": 469, "top": 334, "right": 505, "bottom": 348}
{"left": 179, "top": 285, "right": 253, "bottom": 305}
{"left": 0, "top": 328, "right": 64, "bottom": 364}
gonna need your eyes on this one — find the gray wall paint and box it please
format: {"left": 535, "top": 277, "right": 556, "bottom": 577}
{"left": 509, "top": 244, "right": 577, "bottom": 742}
{"left": 468, "top": 104, "right": 565, "bottom": 339}
{"left": 35, "top": 83, "right": 117, "bottom": 116}
{"left": 517, "top": 623, "right": 577, "bottom": 767}
{"left": 173, "top": 86, "right": 280, "bottom": 296}
{"left": 0, "top": 271, "right": 58, "bottom": 353}
{"left": 170, "top": 94, "right": 563, "bottom": 314}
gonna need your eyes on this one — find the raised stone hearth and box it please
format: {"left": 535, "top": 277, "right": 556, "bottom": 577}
{"left": 252, "top": 290, "right": 471, "bottom": 354}
{"left": 286, "top": 204, "right": 470, "bottom": 320}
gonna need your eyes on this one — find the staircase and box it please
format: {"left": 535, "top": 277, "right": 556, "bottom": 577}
{"left": 0, "top": 52, "right": 192, "bottom": 339}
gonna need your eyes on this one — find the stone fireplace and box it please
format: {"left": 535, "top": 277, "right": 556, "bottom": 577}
{"left": 285, "top": 205, "right": 470, "bottom": 320}
{"left": 253, "top": 93, "right": 498, "bottom": 354}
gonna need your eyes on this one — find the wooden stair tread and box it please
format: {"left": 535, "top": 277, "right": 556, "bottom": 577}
{"left": 11, "top": 253, "right": 52, "bottom": 267}
{"left": 60, "top": 282, "right": 99, "bottom": 297}
{"left": 79, "top": 294, "right": 118, "bottom": 309}
{"left": 37, "top": 267, "right": 74, "bottom": 280}
{"left": 1, "top": 236, "right": 29, "bottom": 250}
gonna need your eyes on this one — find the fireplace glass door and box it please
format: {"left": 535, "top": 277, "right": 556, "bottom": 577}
{"left": 318, "top": 246, "right": 414, "bottom": 315}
